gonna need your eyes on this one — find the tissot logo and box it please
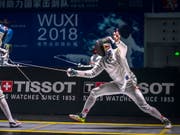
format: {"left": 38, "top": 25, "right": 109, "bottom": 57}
{"left": 1, "top": 81, "right": 13, "bottom": 92}
{"left": 0, "top": 80, "right": 76, "bottom": 94}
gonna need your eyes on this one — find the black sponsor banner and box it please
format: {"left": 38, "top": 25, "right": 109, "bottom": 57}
{"left": 0, "top": 67, "right": 179, "bottom": 116}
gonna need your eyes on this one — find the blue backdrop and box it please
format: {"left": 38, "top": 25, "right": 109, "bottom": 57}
{"left": 0, "top": 11, "right": 144, "bottom": 68}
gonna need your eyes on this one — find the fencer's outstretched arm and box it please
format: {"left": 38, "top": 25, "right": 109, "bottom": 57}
{"left": 67, "top": 59, "right": 104, "bottom": 79}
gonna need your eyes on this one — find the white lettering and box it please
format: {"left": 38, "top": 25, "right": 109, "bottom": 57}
{"left": 139, "top": 82, "right": 174, "bottom": 95}
{"left": 30, "top": 81, "right": 41, "bottom": 93}
{"left": 37, "top": 14, "right": 78, "bottom": 27}
{"left": 41, "top": 81, "right": 52, "bottom": 93}
{"left": 14, "top": 81, "right": 76, "bottom": 94}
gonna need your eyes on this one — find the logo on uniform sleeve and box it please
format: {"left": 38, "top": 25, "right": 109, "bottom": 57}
{"left": 1, "top": 81, "right": 13, "bottom": 92}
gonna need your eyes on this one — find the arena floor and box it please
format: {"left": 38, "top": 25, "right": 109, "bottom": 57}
{"left": 0, "top": 114, "right": 179, "bottom": 135}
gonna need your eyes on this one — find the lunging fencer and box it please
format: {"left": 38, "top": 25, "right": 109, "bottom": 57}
{"left": 0, "top": 23, "right": 22, "bottom": 128}
{"left": 66, "top": 30, "right": 172, "bottom": 129}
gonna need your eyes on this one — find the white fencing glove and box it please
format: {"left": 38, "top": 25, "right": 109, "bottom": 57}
{"left": 67, "top": 68, "right": 78, "bottom": 77}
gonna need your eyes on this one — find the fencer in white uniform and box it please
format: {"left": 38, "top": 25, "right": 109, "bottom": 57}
{"left": 0, "top": 24, "right": 22, "bottom": 127}
{"left": 67, "top": 30, "right": 172, "bottom": 129}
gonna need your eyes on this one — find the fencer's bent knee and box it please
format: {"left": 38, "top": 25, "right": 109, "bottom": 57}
{"left": 0, "top": 90, "right": 5, "bottom": 99}
{"left": 90, "top": 88, "right": 99, "bottom": 99}
{"left": 90, "top": 90, "right": 96, "bottom": 98}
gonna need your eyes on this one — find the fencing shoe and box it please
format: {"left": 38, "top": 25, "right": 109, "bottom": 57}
{"left": 69, "top": 113, "right": 85, "bottom": 123}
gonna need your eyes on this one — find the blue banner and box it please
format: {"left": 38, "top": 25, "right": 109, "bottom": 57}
{"left": 0, "top": 11, "right": 144, "bottom": 68}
